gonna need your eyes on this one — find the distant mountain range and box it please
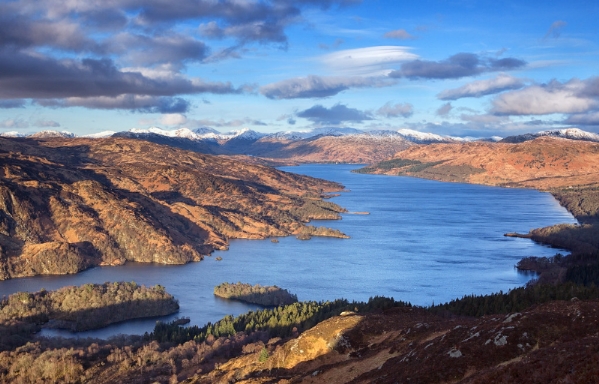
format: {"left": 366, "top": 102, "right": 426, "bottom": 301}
{"left": 501, "top": 128, "right": 599, "bottom": 143}
{"left": 3, "top": 127, "right": 598, "bottom": 164}
{"left": 0, "top": 126, "right": 471, "bottom": 143}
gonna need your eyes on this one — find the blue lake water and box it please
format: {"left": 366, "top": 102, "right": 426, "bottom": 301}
{"left": 0, "top": 164, "right": 577, "bottom": 338}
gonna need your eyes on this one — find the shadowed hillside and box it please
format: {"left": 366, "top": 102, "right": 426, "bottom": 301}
{"left": 357, "top": 137, "right": 599, "bottom": 190}
{"left": 0, "top": 137, "right": 347, "bottom": 280}
{"left": 234, "top": 134, "right": 413, "bottom": 164}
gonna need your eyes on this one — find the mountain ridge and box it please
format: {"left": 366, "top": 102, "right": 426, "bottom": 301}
{"left": 5, "top": 127, "right": 598, "bottom": 165}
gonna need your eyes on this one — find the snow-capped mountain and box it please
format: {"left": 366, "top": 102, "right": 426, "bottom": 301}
{"left": 538, "top": 128, "right": 599, "bottom": 142}
{"left": 501, "top": 128, "right": 599, "bottom": 143}
{"left": 81, "top": 131, "right": 116, "bottom": 138}
{"left": 0, "top": 131, "right": 26, "bottom": 138}
{"left": 29, "top": 130, "right": 76, "bottom": 138}
{"left": 264, "top": 131, "right": 312, "bottom": 140}
{"left": 395, "top": 128, "right": 457, "bottom": 144}
{"left": 129, "top": 127, "right": 202, "bottom": 139}
{"left": 221, "top": 128, "right": 266, "bottom": 141}
{"left": 191, "top": 127, "right": 220, "bottom": 135}
{"left": 309, "top": 127, "right": 363, "bottom": 137}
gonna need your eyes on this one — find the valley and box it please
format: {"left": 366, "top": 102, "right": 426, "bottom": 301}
{"left": 1, "top": 133, "right": 599, "bottom": 383}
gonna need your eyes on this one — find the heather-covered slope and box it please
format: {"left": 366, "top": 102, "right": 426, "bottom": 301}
{"left": 358, "top": 137, "right": 599, "bottom": 190}
{"left": 230, "top": 134, "right": 413, "bottom": 164}
{"left": 195, "top": 298, "right": 599, "bottom": 384}
{"left": 5, "top": 285, "right": 599, "bottom": 383}
{"left": 0, "top": 137, "right": 346, "bottom": 279}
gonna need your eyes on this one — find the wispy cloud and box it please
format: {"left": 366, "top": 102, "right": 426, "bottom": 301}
{"left": 185, "top": 117, "right": 268, "bottom": 128}
{"left": 376, "top": 102, "right": 413, "bottom": 118}
{"left": 438, "top": 74, "right": 526, "bottom": 100}
{"left": 35, "top": 119, "right": 61, "bottom": 127}
{"left": 543, "top": 20, "right": 567, "bottom": 40}
{"left": 320, "top": 46, "right": 418, "bottom": 76}
{"left": 384, "top": 29, "right": 415, "bottom": 40}
{"left": 0, "top": 118, "right": 29, "bottom": 129}
{"left": 318, "top": 38, "right": 344, "bottom": 50}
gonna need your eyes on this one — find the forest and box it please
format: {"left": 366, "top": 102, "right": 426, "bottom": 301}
{"left": 0, "top": 282, "right": 179, "bottom": 351}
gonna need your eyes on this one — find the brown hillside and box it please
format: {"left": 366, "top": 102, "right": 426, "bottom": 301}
{"left": 4, "top": 295, "right": 598, "bottom": 383}
{"left": 364, "top": 137, "right": 599, "bottom": 189}
{"left": 0, "top": 137, "right": 346, "bottom": 280}
{"left": 237, "top": 135, "right": 413, "bottom": 164}
{"left": 186, "top": 300, "right": 599, "bottom": 383}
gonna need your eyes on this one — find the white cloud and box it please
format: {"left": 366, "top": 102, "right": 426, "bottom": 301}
{"left": 492, "top": 79, "right": 597, "bottom": 115}
{"left": 0, "top": 118, "right": 29, "bottom": 128}
{"left": 35, "top": 119, "right": 60, "bottom": 127}
{"left": 319, "top": 46, "right": 419, "bottom": 76}
{"left": 160, "top": 114, "right": 187, "bottom": 126}
{"left": 376, "top": 102, "right": 413, "bottom": 118}
{"left": 438, "top": 74, "right": 525, "bottom": 100}
{"left": 384, "top": 29, "right": 415, "bottom": 40}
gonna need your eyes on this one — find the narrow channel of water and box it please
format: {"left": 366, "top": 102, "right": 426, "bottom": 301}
{"left": 0, "top": 164, "right": 577, "bottom": 338}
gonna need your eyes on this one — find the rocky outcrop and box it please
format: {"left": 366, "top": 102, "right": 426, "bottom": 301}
{"left": 0, "top": 137, "right": 346, "bottom": 279}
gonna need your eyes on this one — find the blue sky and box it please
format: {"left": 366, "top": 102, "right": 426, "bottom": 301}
{"left": 1, "top": 0, "right": 598, "bottom": 137}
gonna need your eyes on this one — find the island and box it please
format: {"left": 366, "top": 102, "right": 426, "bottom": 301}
{"left": 0, "top": 281, "right": 179, "bottom": 338}
{"left": 214, "top": 282, "right": 298, "bottom": 306}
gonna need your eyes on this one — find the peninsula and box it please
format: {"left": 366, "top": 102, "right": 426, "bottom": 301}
{"left": 0, "top": 137, "right": 347, "bottom": 280}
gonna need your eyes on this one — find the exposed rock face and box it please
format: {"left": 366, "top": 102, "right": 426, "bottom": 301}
{"left": 360, "top": 137, "right": 599, "bottom": 190}
{"left": 0, "top": 137, "right": 346, "bottom": 279}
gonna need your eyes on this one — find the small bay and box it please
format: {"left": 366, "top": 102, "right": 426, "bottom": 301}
{"left": 0, "top": 164, "right": 577, "bottom": 338}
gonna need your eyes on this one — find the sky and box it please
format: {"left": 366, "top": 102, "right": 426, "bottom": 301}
{"left": 1, "top": 0, "right": 598, "bottom": 138}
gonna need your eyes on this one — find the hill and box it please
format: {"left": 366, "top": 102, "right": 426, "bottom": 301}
{"left": 357, "top": 137, "right": 599, "bottom": 190}
{"left": 0, "top": 137, "right": 346, "bottom": 280}
{"left": 3, "top": 288, "right": 599, "bottom": 383}
{"left": 240, "top": 133, "right": 413, "bottom": 164}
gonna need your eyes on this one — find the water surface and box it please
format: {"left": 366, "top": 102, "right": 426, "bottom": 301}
{"left": 0, "top": 164, "right": 577, "bottom": 338}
